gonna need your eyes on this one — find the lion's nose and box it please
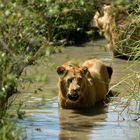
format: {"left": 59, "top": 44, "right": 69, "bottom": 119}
{"left": 67, "top": 91, "right": 79, "bottom": 101}
{"left": 71, "top": 91, "right": 78, "bottom": 97}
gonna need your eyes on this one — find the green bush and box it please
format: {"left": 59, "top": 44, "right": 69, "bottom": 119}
{"left": 0, "top": 0, "right": 102, "bottom": 53}
{"left": 116, "top": 2, "right": 140, "bottom": 59}
{"left": 0, "top": 118, "right": 21, "bottom": 140}
{"left": 0, "top": 0, "right": 101, "bottom": 139}
{"left": 27, "top": 0, "right": 101, "bottom": 44}
{"left": 0, "top": 0, "right": 102, "bottom": 113}
{"left": 0, "top": 0, "right": 101, "bottom": 50}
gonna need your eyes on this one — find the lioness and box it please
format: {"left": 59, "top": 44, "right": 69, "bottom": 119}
{"left": 56, "top": 59, "right": 113, "bottom": 109}
{"left": 94, "top": 4, "right": 117, "bottom": 52}
{"left": 94, "top": 4, "right": 133, "bottom": 59}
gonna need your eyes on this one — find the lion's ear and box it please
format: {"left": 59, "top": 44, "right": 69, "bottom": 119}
{"left": 106, "top": 66, "right": 113, "bottom": 79}
{"left": 57, "top": 66, "right": 66, "bottom": 75}
{"left": 81, "top": 66, "right": 88, "bottom": 75}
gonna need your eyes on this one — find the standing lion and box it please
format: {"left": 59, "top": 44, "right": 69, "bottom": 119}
{"left": 56, "top": 59, "right": 113, "bottom": 109}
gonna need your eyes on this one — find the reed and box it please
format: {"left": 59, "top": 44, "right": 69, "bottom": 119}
{"left": 116, "top": 3, "right": 140, "bottom": 60}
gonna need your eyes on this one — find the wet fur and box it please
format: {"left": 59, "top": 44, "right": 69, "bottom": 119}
{"left": 57, "top": 59, "right": 113, "bottom": 109}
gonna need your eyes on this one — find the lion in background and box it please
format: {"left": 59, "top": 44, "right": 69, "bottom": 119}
{"left": 56, "top": 59, "right": 113, "bottom": 109}
{"left": 93, "top": 4, "right": 134, "bottom": 58}
{"left": 94, "top": 4, "right": 117, "bottom": 52}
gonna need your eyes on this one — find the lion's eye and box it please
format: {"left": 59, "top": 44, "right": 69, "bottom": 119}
{"left": 77, "top": 77, "right": 82, "bottom": 83}
{"left": 67, "top": 78, "right": 73, "bottom": 85}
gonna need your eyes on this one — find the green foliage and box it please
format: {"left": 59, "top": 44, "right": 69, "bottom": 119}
{"left": 0, "top": 52, "right": 17, "bottom": 116}
{"left": 0, "top": 118, "right": 21, "bottom": 140}
{"left": 27, "top": 0, "right": 101, "bottom": 44}
{"left": 0, "top": 0, "right": 101, "bottom": 112}
{"left": 0, "top": 0, "right": 47, "bottom": 54}
{"left": 114, "top": 0, "right": 138, "bottom": 5}
{"left": 0, "top": 0, "right": 101, "bottom": 139}
{"left": 112, "top": 1, "right": 140, "bottom": 119}
{"left": 16, "top": 102, "right": 25, "bottom": 119}
{"left": 0, "top": 0, "right": 101, "bottom": 51}
{"left": 116, "top": 2, "right": 140, "bottom": 60}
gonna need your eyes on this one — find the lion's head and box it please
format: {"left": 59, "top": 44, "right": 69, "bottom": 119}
{"left": 57, "top": 63, "right": 89, "bottom": 102}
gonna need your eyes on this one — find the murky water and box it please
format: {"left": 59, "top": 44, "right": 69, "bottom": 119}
{"left": 15, "top": 40, "right": 140, "bottom": 140}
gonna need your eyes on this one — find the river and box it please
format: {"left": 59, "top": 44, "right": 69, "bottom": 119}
{"left": 14, "top": 40, "right": 140, "bottom": 140}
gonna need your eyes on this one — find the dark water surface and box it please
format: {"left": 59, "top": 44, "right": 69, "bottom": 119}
{"left": 15, "top": 40, "right": 140, "bottom": 140}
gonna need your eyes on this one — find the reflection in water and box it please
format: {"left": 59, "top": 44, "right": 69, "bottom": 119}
{"left": 16, "top": 40, "right": 140, "bottom": 140}
{"left": 17, "top": 98, "right": 140, "bottom": 140}
{"left": 58, "top": 103, "right": 107, "bottom": 140}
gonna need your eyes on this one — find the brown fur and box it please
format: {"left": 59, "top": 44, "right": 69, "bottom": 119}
{"left": 94, "top": 4, "right": 117, "bottom": 52}
{"left": 94, "top": 4, "right": 132, "bottom": 57}
{"left": 56, "top": 59, "right": 113, "bottom": 109}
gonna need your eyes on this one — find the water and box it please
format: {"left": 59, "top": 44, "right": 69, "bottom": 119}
{"left": 15, "top": 40, "right": 140, "bottom": 140}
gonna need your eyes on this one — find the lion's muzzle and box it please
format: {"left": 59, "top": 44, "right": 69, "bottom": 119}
{"left": 67, "top": 89, "right": 80, "bottom": 101}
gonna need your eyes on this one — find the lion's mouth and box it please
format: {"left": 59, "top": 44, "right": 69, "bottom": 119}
{"left": 67, "top": 93, "right": 79, "bottom": 101}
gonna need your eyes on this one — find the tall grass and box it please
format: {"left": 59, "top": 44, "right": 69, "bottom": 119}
{"left": 110, "top": 2, "right": 140, "bottom": 120}
{"left": 116, "top": 3, "right": 140, "bottom": 60}
{"left": 109, "top": 70, "right": 140, "bottom": 120}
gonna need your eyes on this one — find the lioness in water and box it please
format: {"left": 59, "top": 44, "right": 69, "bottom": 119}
{"left": 56, "top": 59, "right": 113, "bottom": 109}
